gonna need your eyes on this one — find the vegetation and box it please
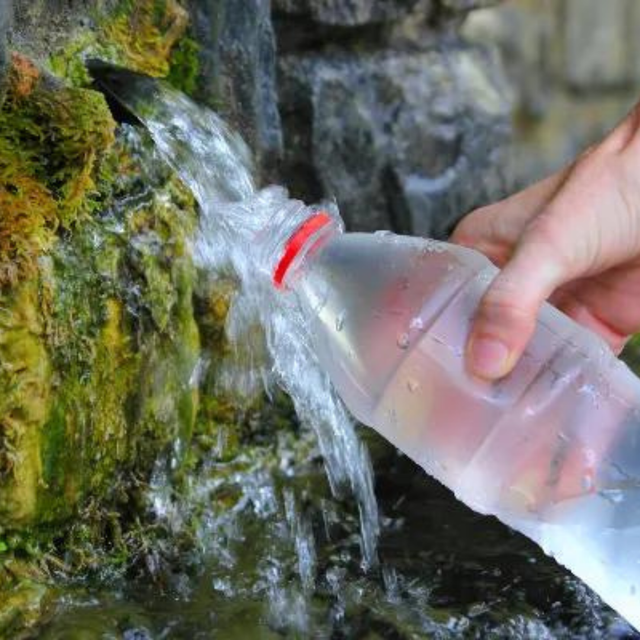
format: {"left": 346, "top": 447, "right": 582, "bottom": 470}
{"left": 0, "top": 54, "right": 115, "bottom": 286}
{"left": 0, "top": 2, "right": 238, "bottom": 635}
{"left": 48, "top": 0, "right": 198, "bottom": 89}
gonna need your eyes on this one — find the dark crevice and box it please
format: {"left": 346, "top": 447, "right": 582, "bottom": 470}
{"left": 428, "top": 1, "right": 473, "bottom": 30}
{"left": 382, "top": 166, "right": 413, "bottom": 235}
{"left": 273, "top": 13, "right": 395, "bottom": 55}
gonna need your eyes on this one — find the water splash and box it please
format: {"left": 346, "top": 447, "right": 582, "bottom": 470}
{"left": 97, "top": 69, "right": 380, "bottom": 568}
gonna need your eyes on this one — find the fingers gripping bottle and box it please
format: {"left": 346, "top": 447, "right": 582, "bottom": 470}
{"left": 265, "top": 203, "right": 640, "bottom": 631}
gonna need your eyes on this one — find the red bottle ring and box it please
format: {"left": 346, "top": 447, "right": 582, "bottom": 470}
{"left": 273, "top": 212, "right": 333, "bottom": 289}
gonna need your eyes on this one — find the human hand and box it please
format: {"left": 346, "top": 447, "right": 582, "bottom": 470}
{"left": 451, "top": 103, "right": 640, "bottom": 380}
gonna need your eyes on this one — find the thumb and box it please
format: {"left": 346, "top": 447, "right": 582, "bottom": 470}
{"left": 466, "top": 219, "right": 571, "bottom": 380}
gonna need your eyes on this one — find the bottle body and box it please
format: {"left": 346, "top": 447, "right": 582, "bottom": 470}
{"left": 290, "top": 229, "right": 640, "bottom": 629}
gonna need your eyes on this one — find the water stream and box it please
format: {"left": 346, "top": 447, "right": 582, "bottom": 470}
{"left": 31, "top": 71, "right": 637, "bottom": 638}
{"left": 95, "top": 66, "right": 381, "bottom": 569}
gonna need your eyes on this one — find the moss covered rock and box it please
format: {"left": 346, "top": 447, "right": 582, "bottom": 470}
{"left": 0, "top": 3, "right": 244, "bottom": 635}
{"left": 0, "top": 120, "right": 206, "bottom": 530}
{"left": 0, "top": 52, "right": 116, "bottom": 286}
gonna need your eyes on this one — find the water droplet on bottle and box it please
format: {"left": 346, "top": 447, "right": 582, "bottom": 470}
{"left": 584, "top": 448, "right": 596, "bottom": 467}
{"left": 419, "top": 244, "right": 433, "bottom": 258}
{"left": 399, "top": 277, "right": 410, "bottom": 290}
{"left": 335, "top": 312, "right": 346, "bottom": 332}
{"left": 397, "top": 332, "right": 410, "bottom": 350}
{"left": 406, "top": 378, "right": 419, "bottom": 393}
{"left": 409, "top": 317, "right": 425, "bottom": 331}
{"left": 574, "top": 372, "right": 586, "bottom": 391}
{"left": 596, "top": 373, "right": 611, "bottom": 400}
{"left": 485, "top": 271, "right": 496, "bottom": 285}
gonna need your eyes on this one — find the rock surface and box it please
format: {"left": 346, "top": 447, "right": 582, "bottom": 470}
{"left": 278, "top": 45, "right": 510, "bottom": 235}
{"left": 271, "top": 0, "right": 512, "bottom": 234}
{"left": 186, "top": 0, "right": 282, "bottom": 179}
{"left": 273, "top": 0, "right": 428, "bottom": 26}
{"left": 3, "top": 0, "right": 516, "bottom": 236}
{"left": 463, "top": 0, "right": 640, "bottom": 186}
{"left": 0, "top": 5, "right": 231, "bottom": 634}
{"left": 2, "top": 1, "right": 639, "bottom": 636}
{"left": 564, "top": 0, "right": 632, "bottom": 91}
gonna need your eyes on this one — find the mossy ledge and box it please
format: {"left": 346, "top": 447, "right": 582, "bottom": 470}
{"left": 0, "top": 2, "right": 261, "bottom": 636}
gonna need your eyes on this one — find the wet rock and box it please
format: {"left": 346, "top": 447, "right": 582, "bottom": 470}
{"left": 278, "top": 43, "right": 511, "bottom": 236}
{"left": 0, "top": 0, "right": 10, "bottom": 92}
{"left": 187, "top": 0, "right": 282, "bottom": 178}
{"left": 440, "top": 0, "right": 500, "bottom": 10}
{"left": 564, "top": 0, "right": 634, "bottom": 91}
{"left": 9, "top": 1, "right": 115, "bottom": 61}
{"left": 463, "top": 1, "right": 640, "bottom": 187}
{"left": 273, "top": 0, "right": 428, "bottom": 26}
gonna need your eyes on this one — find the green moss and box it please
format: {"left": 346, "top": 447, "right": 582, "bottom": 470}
{"left": 48, "top": 35, "right": 95, "bottom": 88}
{"left": 103, "top": 0, "right": 189, "bottom": 78}
{"left": 0, "top": 113, "right": 212, "bottom": 533}
{"left": 0, "top": 6, "right": 277, "bottom": 632}
{"left": 28, "top": 130, "right": 202, "bottom": 524}
{"left": 0, "top": 280, "right": 50, "bottom": 526}
{"left": 0, "top": 156, "right": 57, "bottom": 286}
{"left": 46, "top": 0, "right": 199, "bottom": 98}
{"left": 0, "top": 579, "right": 49, "bottom": 637}
{"left": 166, "top": 36, "right": 200, "bottom": 95}
{"left": 47, "top": 0, "right": 193, "bottom": 90}
{"left": 0, "top": 54, "right": 116, "bottom": 287}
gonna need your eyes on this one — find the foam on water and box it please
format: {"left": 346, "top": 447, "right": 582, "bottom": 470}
{"left": 105, "top": 77, "right": 380, "bottom": 568}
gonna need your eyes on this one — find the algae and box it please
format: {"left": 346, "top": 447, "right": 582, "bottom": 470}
{"left": 48, "top": 0, "right": 196, "bottom": 91}
{"left": 166, "top": 35, "right": 200, "bottom": 96}
{"left": 0, "top": 122, "right": 211, "bottom": 636}
{"left": 0, "top": 3, "right": 235, "bottom": 635}
{"left": 0, "top": 280, "right": 50, "bottom": 525}
{"left": 33, "top": 128, "right": 202, "bottom": 525}
{"left": 0, "top": 53, "right": 116, "bottom": 287}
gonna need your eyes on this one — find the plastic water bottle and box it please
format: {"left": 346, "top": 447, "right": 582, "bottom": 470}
{"left": 264, "top": 204, "right": 640, "bottom": 630}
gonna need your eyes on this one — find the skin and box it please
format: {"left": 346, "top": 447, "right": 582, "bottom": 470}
{"left": 451, "top": 102, "right": 640, "bottom": 381}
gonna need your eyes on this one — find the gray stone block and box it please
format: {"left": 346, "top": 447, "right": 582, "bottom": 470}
{"left": 564, "top": 0, "right": 632, "bottom": 90}
{"left": 439, "top": 0, "right": 500, "bottom": 12}
{"left": 188, "top": 0, "right": 282, "bottom": 179}
{"left": 278, "top": 45, "right": 511, "bottom": 236}
{"left": 9, "top": 0, "right": 118, "bottom": 61}
{"left": 462, "top": 3, "right": 549, "bottom": 119}
{"left": 273, "top": 0, "right": 426, "bottom": 26}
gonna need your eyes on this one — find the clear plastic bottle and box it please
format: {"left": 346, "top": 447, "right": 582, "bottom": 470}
{"left": 265, "top": 205, "right": 640, "bottom": 630}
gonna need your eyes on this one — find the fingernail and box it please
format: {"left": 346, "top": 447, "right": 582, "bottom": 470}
{"left": 468, "top": 336, "right": 510, "bottom": 379}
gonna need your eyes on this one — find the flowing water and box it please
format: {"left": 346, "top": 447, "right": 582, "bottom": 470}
{"left": 32, "top": 70, "right": 639, "bottom": 638}
{"left": 93, "top": 66, "right": 381, "bottom": 568}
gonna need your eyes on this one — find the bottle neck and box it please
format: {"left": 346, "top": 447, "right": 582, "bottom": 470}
{"left": 260, "top": 198, "right": 343, "bottom": 291}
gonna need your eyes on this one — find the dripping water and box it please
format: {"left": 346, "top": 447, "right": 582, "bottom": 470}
{"left": 91, "top": 65, "right": 380, "bottom": 568}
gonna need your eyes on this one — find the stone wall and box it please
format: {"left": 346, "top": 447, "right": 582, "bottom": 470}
{"left": 464, "top": 0, "right": 640, "bottom": 187}
{"left": 0, "top": 3, "right": 638, "bottom": 633}
{"left": 4, "top": 2, "right": 640, "bottom": 234}
{"left": 3, "top": 0, "right": 513, "bottom": 237}
{"left": 274, "top": 10, "right": 511, "bottom": 236}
